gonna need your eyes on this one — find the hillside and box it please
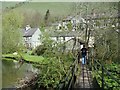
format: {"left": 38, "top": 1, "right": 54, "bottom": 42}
{"left": 2, "top": 2, "right": 20, "bottom": 10}
{"left": 2, "top": 2, "right": 118, "bottom": 27}
{"left": 16, "top": 2, "right": 73, "bottom": 16}
{"left": 2, "top": 2, "right": 118, "bottom": 17}
{"left": 2, "top": 2, "right": 74, "bottom": 17}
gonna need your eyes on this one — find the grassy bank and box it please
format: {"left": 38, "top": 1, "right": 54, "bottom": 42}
{"left": 2, "top": 53, "right": 44, "bottom": 63}
{"left": 2, "top": 2, "right": 73, "bottom": 17}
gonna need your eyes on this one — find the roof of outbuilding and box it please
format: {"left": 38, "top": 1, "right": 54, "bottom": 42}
{"left": 51, "top": 22, "right": 61, "bottom": 26}
{"left": 47, "top": 30, "right": 82, "bottom": 37}
{"left": 22, "top": 28, "right": 38, "bottom": 37}
{"left": 46, "top": 30, "right": 85, "bottom": 43}
{"left": 63, "top": 16, "right": 74, "bottom": 21}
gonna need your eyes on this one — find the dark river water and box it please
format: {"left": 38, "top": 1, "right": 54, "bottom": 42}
{"left": 2, "top": 60, "right": 34, "bottom": 88}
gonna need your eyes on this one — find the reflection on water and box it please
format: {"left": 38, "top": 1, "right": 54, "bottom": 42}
{"left": 2, "top": 59, "right": 33, "bottom": 88}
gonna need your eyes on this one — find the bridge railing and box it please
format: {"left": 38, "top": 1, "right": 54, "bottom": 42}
{"left": 90, "top": 59, "right": 120, "bottom": 90}
{"left": 58, "top": 56, "right": 78, "bottom": 90}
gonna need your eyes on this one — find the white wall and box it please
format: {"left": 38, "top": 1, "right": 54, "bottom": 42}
{"left": 31, "top": 28, "right": 42, "bottom": 48}
{"left": 88, "top": 36, "right": 95, "bottom": 47}
{"left": 51, "top": 37, "right": 57, "bottom": 41}
{"left": 81, "top": 45, "right": 83, "bottom": 49}
{"left": 23, "top": 37, "right": 32, "bottom": 48}
{"left": 50, "top": 36, "right": 74, "bottom": 43}
{"left": 65, "top": 37, "right": 74, "bottom": 42}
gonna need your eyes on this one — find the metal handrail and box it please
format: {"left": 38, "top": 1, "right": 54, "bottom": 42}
{"left": 58, "top": 57, "right": 78, "bottom": 90}
{"left": 68, "top": 59, "right": 78, "bottom": 90}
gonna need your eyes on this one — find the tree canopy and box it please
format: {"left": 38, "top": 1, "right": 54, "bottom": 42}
{"left": 2, "top": 11, "right": 24, "bottom": 54}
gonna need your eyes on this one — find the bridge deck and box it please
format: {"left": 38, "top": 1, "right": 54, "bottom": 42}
{"left": 75, "top": 64, "right": 93, "bottom": 89}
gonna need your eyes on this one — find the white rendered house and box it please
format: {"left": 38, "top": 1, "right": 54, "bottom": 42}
{"left": 22, "top": 25, "right": 42, "bottom": 49}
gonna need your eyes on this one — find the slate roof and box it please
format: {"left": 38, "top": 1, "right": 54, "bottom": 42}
{"left": 51, "top": 22, "right": 61, "bottom": 26}
{"left": 47, "top": 30, "right": 85, "bottom": 43}
{"left": 22, "top": 28, "right": 38, "bottom": 37}
{"left": 48, "top": 31, "right": 82, "bottom": 37}
{"left": 63, "top": 16, "right": 74, "bottom": 21}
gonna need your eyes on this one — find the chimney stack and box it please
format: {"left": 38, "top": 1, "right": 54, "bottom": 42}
{"left": 25, "top": 25, "right": 31, "bottom": 31}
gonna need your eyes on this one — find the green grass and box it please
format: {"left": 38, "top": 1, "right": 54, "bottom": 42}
{"left": 15, "top": 2, "right": 73, "bottom": 16}
{"left": 2, "top": 2, "right": 117, "bottom": 18}
{"left": 2, "top": 53, "right": 45, "bottom": 63}
{"left": 2, "top": 2, "right": 73, "bottom": 17}
{"left": 2, "top": 54, "right": 20, "bottom": 58}
{"left": 22, "top": 54, "right": 44, "bottom": 63}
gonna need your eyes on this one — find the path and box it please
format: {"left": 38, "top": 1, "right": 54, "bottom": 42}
{"left": 74, "top": 64, "right": 93, "bottom": 89}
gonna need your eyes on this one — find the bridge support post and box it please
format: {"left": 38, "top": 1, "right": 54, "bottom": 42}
{"left": 102, "top": 66, "right": 104, "bottom": 90}
{"left": 91, "top": 47, "right": 94, "bottom": 71}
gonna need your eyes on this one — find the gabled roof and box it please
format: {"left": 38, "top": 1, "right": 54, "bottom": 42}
{"left": 47, "top": 30, "right": 85, "bottom": 43}
{"left": 22, "top": 28, "right": 38, "bottom": 37}
{"left": 51, "top": 22, "right": 61, "bottom": 26}
{"left": 48, "top": 31, "right": 82, "bottom": 37}
{"left": 63, "top": 16, "right": 74, "bottom": 21}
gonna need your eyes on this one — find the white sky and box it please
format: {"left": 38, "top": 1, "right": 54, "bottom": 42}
{"left": 0, "top": 0, "right": 119, "bottom": 2}
{"left": 0, "top": 0, "right": 26, "bottom": 1}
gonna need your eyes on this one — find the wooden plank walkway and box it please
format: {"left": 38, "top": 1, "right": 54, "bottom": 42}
{"left": 74, "top": 64, "right": 93, "bottom": 89}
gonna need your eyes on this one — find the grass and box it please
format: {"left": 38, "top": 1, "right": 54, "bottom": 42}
{"left": 2, "top": 53, "right": 45, "bottom": 63}
{"left": 2, "top": 54, "right": 20, "bottom": 59}
{"left": 3, "top": 2, "right": 118, "bottom": 22}
{"left": 2, "top": 2, "right": 117, "bottom": 19}
{"left": 16, "top": 2, "right": 73, "bottom": 17}
{"left": 2, "top": 2, "right": 73, "bottom": 17}
{"left": 22, "top": 54, "right": 44, "bottom": 63}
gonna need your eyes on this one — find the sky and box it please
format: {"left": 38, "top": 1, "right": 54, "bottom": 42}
{"left": 0, "top": 0, "right": 119, "bottom": 2}
{"left": 0, "top": 0, "right": 26, "bottom": 1}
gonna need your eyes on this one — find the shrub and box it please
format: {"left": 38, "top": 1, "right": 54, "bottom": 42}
{"left": 32, "top": 45, "right": 47, "bottom": 56}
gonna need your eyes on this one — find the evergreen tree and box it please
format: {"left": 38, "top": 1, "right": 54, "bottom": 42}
{"left": 44, "top": 9, "right": 50, "bottom": 26}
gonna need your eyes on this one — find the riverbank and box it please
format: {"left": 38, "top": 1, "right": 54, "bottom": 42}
{"left": 2, "top": 59, "right": 39, "bottom": 90}
{"left": 15, "top": 71, "right": 38, "bottom": 90}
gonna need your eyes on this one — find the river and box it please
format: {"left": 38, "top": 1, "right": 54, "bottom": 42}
{"left": 2, "top": 59, "right": 36, "bottom": 88}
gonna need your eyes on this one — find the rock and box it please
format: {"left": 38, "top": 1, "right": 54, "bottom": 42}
{"left": 15, "top": 72, "right": 38, "bottom": 89}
